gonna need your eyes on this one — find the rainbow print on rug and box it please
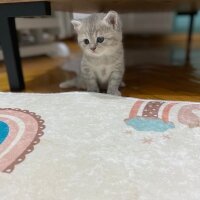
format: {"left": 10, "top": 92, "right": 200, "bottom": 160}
{"left": 0, "top": 108, "right": 45, "bottom": 173}
{"left": 125, "top": 100, "right": 200, "bottom": 132}
{"left": 0, "top": 92, "right": 200, "bottom": 200}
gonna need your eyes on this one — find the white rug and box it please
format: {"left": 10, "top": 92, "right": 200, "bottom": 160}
{"left": 0, "top": 92, "right": 200, "bottom": 200}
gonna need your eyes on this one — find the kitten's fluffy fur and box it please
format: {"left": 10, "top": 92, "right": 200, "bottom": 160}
{"left": 60, "top": 11, "right": 125, "bottom": 95}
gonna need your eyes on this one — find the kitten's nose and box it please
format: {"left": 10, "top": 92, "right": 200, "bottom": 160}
{"left": 90, "top": 47, "right": 96, "bottom": 51}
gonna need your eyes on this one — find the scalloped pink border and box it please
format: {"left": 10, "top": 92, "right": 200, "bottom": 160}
{"left": 0, "top": 108, "right": 45, "bottom": 173}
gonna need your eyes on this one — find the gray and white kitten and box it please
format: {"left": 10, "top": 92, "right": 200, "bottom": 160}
{"left": 60, "top": 11, "right": 125, "bottom": 96}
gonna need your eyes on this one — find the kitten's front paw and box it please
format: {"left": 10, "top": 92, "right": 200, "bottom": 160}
{"left": 87, "top": 86, "right": 100, "bottom": 93}
{"left": 107, "top": 89, "right": 121, "bottom": 96}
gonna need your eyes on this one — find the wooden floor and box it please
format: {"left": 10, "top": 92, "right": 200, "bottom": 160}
{"left": 0, "top": 35, "right": 200, "bottom": 102}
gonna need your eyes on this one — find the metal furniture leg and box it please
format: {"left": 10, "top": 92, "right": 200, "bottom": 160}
{"left": 0, "top": 1, "right": 51, "bottom": 91}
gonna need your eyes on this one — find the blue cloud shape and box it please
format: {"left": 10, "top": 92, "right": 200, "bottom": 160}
{"left": 125, "top": 116, "right": 175, "bottom": 132}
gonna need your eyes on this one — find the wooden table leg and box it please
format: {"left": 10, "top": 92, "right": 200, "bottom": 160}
{"left": 0, "top": 1, "right": 51, "bottom": 91}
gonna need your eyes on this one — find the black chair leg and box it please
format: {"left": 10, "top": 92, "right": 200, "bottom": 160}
{"left": 0, "top": 17, "right": 24, "bottom": 91}
{"left": 0, "top": 1, "right": 51, "bottom": 91}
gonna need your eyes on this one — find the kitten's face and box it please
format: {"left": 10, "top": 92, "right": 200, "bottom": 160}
{"left": 71, "top": 11, "right": 122, "bottom": 57}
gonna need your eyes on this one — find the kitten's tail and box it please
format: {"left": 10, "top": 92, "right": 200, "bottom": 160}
{"left": 59, "top": 77, "right": 86, "bottom": 89}
{"left": 59, "top": 78, "right": 78, "bottom": 89}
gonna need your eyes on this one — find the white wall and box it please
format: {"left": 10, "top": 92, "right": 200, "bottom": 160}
{"left": 72, "top": 12, "right": 174, "bottom": 34}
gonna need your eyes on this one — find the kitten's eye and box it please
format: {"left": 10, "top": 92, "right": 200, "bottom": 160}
{"left": 97, "top": 37, "right": 104, "bottom": 43}
{"left": 83, "top": 39, "right": 89, "bottom": 45}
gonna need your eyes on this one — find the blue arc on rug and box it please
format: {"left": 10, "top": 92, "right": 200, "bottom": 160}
{"left": 0, "top": 121, "right": 9, "bottom": 144}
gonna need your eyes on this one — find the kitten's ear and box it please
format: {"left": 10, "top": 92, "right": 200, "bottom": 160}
{"left": 71, "top": 20, "right": 82, "bottom": 32}
{"left": 103, "top": 11, "right": 120, "bottom": 30}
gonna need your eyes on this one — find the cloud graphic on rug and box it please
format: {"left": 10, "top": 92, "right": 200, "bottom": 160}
{"left": 125, "top": 101, "right": 176, "bottom": 132}
{"left": 125, "top": 117, "right": 175, "bottom": 132}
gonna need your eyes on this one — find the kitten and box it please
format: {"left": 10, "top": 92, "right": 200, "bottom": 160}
{"left": 60, "top": 11, "right": 125, "bottom": 96}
